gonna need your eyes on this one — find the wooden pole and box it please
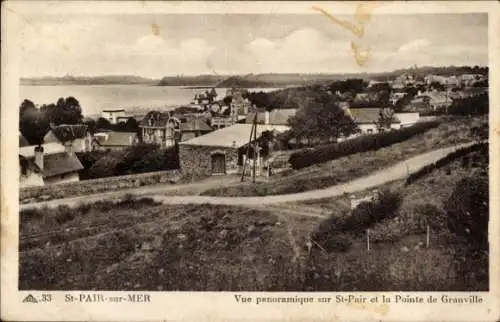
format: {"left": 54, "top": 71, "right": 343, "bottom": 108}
{"left": 252, "top": 118, "right": 258, "bottom": 183}
{"left": 241, "top": 113, "right": 257, "bottom": 182}
{"left": 426, "top": 225, "right": 430, "bottom": 248}
{"left": 366, "top": 229, "right": 370, "bottom": 252}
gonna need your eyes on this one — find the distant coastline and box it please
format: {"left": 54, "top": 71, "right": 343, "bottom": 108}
{"left": 21, "top": 67, "right": 489, "bottom": 87}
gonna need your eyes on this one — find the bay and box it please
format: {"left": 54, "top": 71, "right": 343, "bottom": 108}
{"left": 19, "top": 85, "right": 282, "bottom": 117}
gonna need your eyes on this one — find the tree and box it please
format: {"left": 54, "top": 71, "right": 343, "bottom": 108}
{"left": 448, "top": 93, "right": 488, "bottom": 116}
{"left": 19, "top": 108, "right": 49, "bottom": 146}
{"left": 124, "top": 118, "right": 139, "bottom": 132}
{"left": 430, "top": 81, "right": 446, "bottom": 91}
{"left": 48, "top": 96, "right": 84, "bottom": 125}
{"left": 376, "top": 108, "right": 395, "bottom": 132}
{"left": 222, "top": 95, "right": 232, "bottom": 106}
{"left": 83, "top": 118, "right": 97, "bottom": 134}
{"left": 96, "top": 117, "right": 112, "bottom": 131}
{"left": 19, "top": 99, "right": 37, "bottom": 118}
{"left": 287, "top": 92, "right": 358, "bottom": 143}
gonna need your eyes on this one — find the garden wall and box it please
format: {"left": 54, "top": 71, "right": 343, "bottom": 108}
{"left": 20, "top": 170, "right": 182, "bottom": 203}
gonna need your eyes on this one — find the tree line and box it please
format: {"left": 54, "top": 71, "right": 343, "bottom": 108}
{"left": 19, "top": 97, "right": 85, "bottom": 146}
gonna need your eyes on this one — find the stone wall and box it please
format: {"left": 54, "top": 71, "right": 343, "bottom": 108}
{"left": 179, "top": 144, "right": 239, "bottom": 179}
{"left": 20, "top": 170, "right": 181, "bottom": 203}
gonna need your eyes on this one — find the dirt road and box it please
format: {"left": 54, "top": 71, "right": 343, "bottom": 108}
{"left": 19, "top": 143, "right": 476, "bottom": 211}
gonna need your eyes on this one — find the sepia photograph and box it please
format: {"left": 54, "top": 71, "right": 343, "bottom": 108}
{"left": 2, "top": 1, "right": 499, "bottom": 321}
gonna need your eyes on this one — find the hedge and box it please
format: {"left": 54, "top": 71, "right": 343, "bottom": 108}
{"left": 312, "top": 190, "right": 402, "bottom": 252}
{"left": 288, "top": 120, "right": 441, "bottom": 169}
{"left": 405, "top": 142, "right": 488, "bottom": 185}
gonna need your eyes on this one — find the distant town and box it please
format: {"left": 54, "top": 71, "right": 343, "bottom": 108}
{"left": 19, "top": 65, "right": 488, "bottom": 188}
{"left": 19, "top": 64, "right": 489, "bottom": 293}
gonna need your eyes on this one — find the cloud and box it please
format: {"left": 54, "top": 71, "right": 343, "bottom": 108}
{"left": 18, "top": 14, "right": 488, "bottom": 77}
{"left": 397, "top": 38, "right": 432, "bottom": 54}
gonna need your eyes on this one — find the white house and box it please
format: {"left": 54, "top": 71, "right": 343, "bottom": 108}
{"left": 101, "top": 109, "right": 126, "bottom": 124}
{"left": 347, "top": 108, "right": 401, "bottom": 134}
{"left": 19, "top": 142, "right": 84, "bottom": 188}
{"left": 394, "top": 112, "right": 420, "bottom": 128}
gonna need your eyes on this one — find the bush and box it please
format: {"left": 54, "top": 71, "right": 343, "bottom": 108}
{"left": 289, "top": 121, "right": 440, "bottom": 169}
{"left": 341, "top": 190, "right": 402, "bottom": 235}
{"left": 312, "top": 190, "right": 402, "bottom": 251}
{"left": 445, "top": 175, "right": 488, "bottom": 250}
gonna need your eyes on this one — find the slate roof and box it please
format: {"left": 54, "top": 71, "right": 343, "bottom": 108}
{"left": 41, "top": 152, "right": 84, "bottom": 178}
{"left": 19, "top": 143, "right": 83, "bottom": 178}
{"left": 139, "top": 111, "right": 172, "bottom": 127}
{"left": 180, "top": 124, "right": 290, "bottom": 148}
{"left": 347, "top": 108, "right": 401, "bottom": 124}
{"left": 180, "top": 118, "right": 212, "bottom": 132}
{"left": 44, "top": 124, "right": 88, "bottom": 143}
{"left": 19, "top": 143, "right": 66, "bottom": 158}
{"left": 96, "top": 132, "right": 138, "bottom": 147}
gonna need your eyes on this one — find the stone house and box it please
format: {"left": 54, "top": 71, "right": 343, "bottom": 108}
{"left": 179, "top": 124, "right": 289, "bottom": 177}
{"left": 19, "top": 142, "right": 84, "bottom": 187}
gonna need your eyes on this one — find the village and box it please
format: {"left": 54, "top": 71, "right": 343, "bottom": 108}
{"left": 18, "top": 65, "right": 489, "bottom": 294}
{"left": 19, "top": 69, "right": 488, "bottom": 187}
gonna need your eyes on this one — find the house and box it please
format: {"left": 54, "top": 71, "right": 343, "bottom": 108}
{"left": 19, "top": 142, "right": 84, "bottom": 187}
{"left": 180, "top": 117, "right": 213, "bottom": 141}
{"left": 389, "top": 92, "right": 406, "bottom": 105}
{"left": 179, "top": 123, "right": 290, "bottom": 177}
{"left": 101, "top": 109, "right": 126, "bottom": 124}
{"left": 411, "top": 91, "right": 451, "bottom": 111}
{"left": 94, "top": 131, "right": 139, "bottom": 151}
{"left": 394, "top": 112, "right": 420, "bottom": 128}
{"left": 346, "top": 108, "right": 401, "bottom": 134}
{"left": 139, "top": 111, "right": 181, "bottom": 148}
{"left": 19, "top": 132, "right": 29, "bottom": 147}
{"left": 43, "top": 124, "right": 94, "bottom": 153}
{"left": 245, "top": 108, "right": 298, "bottom": 126}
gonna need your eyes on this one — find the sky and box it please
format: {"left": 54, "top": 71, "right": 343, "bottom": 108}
{"left": 18, "top": 13, "right": 488, "bottom": 78}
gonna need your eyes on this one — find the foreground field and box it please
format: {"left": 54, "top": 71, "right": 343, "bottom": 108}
{"left": 202, "top": 116, "right": 485, "bottom": 197}
{"left": 20, "top": 144, "right": 488, "bottom": 291}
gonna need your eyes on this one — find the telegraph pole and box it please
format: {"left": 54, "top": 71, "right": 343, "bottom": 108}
{"left": 241, "top": 111, "right": 258, "bottom": 182}
{"left": 252, "top": 120, "right": 258, "bottom": 183}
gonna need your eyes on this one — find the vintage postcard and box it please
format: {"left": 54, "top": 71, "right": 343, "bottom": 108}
{"left": 1, "top": 1, "right": 499, "bottom": 321}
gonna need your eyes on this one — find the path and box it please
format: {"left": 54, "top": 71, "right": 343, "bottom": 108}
{"left": 20, "top": 142, "right": 477, "bottom": 211}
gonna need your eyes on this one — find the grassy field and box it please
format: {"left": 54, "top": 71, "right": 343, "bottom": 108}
{"left": 201, "top": 116, "right": 486, "bottom": 197}
{"left": 19, "top": 144, "right": 488, "bottom": 291}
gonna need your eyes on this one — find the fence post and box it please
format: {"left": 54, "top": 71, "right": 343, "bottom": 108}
{"left": 366, "top": 229, "right": 370, "bottom": 252}
{"left": 426, "top": 225, "right": 430, "bottom": 248}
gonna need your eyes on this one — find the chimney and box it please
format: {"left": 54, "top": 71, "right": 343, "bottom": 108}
{"left": 34, "top": 146, "right": 44, "bottom": 170}
{"left": 64, "top": 142, "right": 72, "bottom": 154}
{"left": 264, "top": 110, "right": 270, "bottom": 125}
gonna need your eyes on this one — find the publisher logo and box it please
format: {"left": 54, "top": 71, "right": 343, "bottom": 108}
{"left": 22, "top": 294, "right": 38, "bottom": 303}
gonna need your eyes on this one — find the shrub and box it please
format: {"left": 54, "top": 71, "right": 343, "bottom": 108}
{"left": 312, "top": 190, "right": 402, "bottom": 251}
{"left": 445, "top": 175, "right": 488, "bottom": 250}
{"left": 341, "top": 190, "right": 402, "bottom": 235}
{"left": 289, "top": 121, "right": 440, "bottom": 169}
